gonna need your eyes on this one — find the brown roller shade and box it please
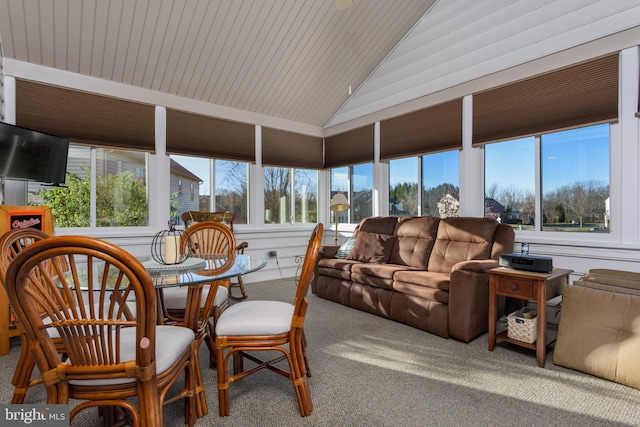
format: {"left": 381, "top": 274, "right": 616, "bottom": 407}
{"left": 166, "top": 109, "right": 255, "bottom": 162}
{"left": 262, "top": 127, "right": 323, "bottom": 169}
{"left": 380, "top": 99, "right": 462, "bottom": 160}
{"left": 16, "top": 80, "right": 156, "bottom": 151}
{"left": 324, "top": 125, "right": 374, "bottom": 168}
{"left": 473, "top": 54, "right": 619, "bottom": 146}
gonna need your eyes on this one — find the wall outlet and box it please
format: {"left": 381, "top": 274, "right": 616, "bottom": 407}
{"left": 267, "top": 250, "right": 277, "bottom": 258}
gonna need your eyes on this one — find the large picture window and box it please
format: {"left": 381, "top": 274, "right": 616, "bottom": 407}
{"left": 30, "top": 145, "right": 149, "bottom": 228}
{"left": 265, "top": 166, "right": 318, "bottom": 224}
{"left": 330, "top": 163, "right": 373, "bottom": 223}
{"left": 484, "top": 123, "right": 610, "bottom": 232}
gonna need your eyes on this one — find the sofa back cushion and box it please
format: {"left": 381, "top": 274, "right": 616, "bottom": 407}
{"left": 388, "top": 216, "right": 440, "bottom": 269}
{"left": 355, "top": 216, "right": 398, "bottom": 236}
{"left": 346, "top": 231, "right": 396, "bottom": 264}
{"left": 428, "top": 217, "right": 499, "bottom": 273}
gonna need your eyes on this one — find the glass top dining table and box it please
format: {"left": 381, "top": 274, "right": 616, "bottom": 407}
{"left": 138, "top": 254, "right": 266, "bottom": 288}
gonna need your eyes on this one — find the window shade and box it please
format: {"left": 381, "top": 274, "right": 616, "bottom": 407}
{"left": 380, "top": 99, "right": 462, "bottom": 160}
{"left": 324, "top": 125, "right": 374, "bottom": 168}
{"left": 166, "top": 109, "right": 255, "bottom": 162}
{"left": 16, "top": 80, "right": 156, "bottom": 151}
{"left": 473, "top": 53, "right": 619, "bottom": 146}
{"left": 262, "top": 127, "right": 323, "bottom": 169}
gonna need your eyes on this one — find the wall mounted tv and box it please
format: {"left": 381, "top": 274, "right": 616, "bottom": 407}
{"left": 0, "top": 122, "right": 69, "bottom": 185}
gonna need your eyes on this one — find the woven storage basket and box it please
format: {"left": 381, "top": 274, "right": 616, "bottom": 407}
{"left": 507, "top": 308, "right": 537, "bottom": 343}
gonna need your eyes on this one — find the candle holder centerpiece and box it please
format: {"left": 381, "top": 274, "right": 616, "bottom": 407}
{"left": 151, "top": 220, "right": 192, "bottom": 265}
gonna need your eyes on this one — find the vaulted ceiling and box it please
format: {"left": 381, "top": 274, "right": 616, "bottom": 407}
{"left": 0, "top": 0, "right": 436, "bottom": 128}
{"left": 1, "top": 0, "right": 639, "bottom": 134}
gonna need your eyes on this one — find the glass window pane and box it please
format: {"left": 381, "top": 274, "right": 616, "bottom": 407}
{"left": 541, "top": 124, "right": 610, "bottom": 232}
{"left": 351, "top": 163, "right": 372, "bottom": 223}
{"left": 294, "top": 169, "right": 318, "bottom": 223}
{"left": 485, "top": 137, "right": 535, "bottom": 229}
{"left": 330, "top": 167, "right": 349, "bottom": 224}
{"left": 29, "top": 144, "right": 91, "bottom": 228}
{"left": 389, "top": 157, "right": 419, "bottom": 217}
{"left": 264, "top": 166, "right": 290, "bottom": 224}
{"left": 171, "top": 155, "right": 210, "bottom": 225}
{"left": 422, "top": 151, "right": 460, "bottom": 218}
{"left": 95, "top": 148, "right": 149, "bottom": 227}
{"left": 215, "top": 160, "right": 249, "bottom": 224}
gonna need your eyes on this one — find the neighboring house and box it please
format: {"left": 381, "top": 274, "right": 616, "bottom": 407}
{"left": 484, "top": 198, "right": 504, "bottom": 221}
{"left": 169, "top": 159, "right": 202, "bottom": 223}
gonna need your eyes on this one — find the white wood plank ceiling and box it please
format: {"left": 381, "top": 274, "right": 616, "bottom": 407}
{"left": 0, "top": 0, "right": 437, "bottom": 128}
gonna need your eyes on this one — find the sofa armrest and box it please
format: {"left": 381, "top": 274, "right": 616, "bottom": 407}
{"left": 448, "top": 267, "right": 503, "bottom": 342}
{"left": 451, "top": 259, "right": 500, "bottom": 273}
{"left": 312, "top": 244, "right": 340, "bottom": 294}
{"left": 320, "top": 244, "right": 340, "bottom": 259}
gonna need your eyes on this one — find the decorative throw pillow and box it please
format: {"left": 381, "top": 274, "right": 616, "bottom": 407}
{"left": 346, "top": 231, "right": 395, "bottom": 264}
{"left": 335, "top": 236, "right": 357, "bottom": 259}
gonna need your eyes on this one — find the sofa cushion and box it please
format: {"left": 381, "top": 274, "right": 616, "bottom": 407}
{"left": 357, "top": 216, "right": 398, "bottom": 235}
{"left": 392, "top": 270, "right": 450, "bottom": 304}
{"left": 335, "top": 236, "right": 357, "bottom": 259}
{"left": 347, "top": 231, "right": 395, "bottom": 264}
{"left": 318, "top": 258, "right": 359, "bottom": 281}
{"left": 351, "top": 263, "right": 412, "bottom": 290}
{"left": 388, "top": 216, "right": 440, "bottom": 269}
{"left": 428, "top": 217, "right": 498, "bottom": 274}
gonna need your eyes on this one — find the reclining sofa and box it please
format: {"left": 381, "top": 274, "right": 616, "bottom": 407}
{"left": 311, "top": 216, "right": 515, "bottom": 342}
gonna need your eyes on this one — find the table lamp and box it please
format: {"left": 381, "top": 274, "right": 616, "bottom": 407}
{"left": 329, "top": 193, "right": 350, "bottom": 245}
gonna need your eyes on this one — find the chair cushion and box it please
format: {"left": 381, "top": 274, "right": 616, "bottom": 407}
{"left": 68, "top": 325, "right": 195, "bottom": 386}
{"left": 161, "top": 284, "right": 229, "bottom": 309}
{"left": 215, "top": 300, "right": 294, "bottom": 336}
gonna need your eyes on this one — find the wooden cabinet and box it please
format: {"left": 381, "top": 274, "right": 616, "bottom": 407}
{"left": 488, "top": 267, "right": 572, "bottom": 367}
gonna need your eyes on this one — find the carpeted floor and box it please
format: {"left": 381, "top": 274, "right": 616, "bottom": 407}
{"left": 2, "top": 278, "right": 639, "bottom": 426}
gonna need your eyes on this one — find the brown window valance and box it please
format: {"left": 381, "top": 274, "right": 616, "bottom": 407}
{"left": 262, "top": 127, "right": 323, "bottom": 169}
{"left": 380, "top": 99, "right": 462, "bottom": 160}
{"left": 166, "top": 109, "right": 255, "bottom": 162}
{"left": 16, "top": 80, "right": 156, "bottom": 151}
{"left": 473, "top": 53, "right": 619, "bottom": 145}
{"left": 324, "top": 125, "right": 374, "bottom": 168}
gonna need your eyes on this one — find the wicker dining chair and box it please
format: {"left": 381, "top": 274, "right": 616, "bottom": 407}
{"left": 5, "top": 235, "right": 198, "bottom": 427}
{"left": 0, "top": 227, "right": 52, "bottom": 404}
{"left": 214, "top": 223, "right": 323, "bottom": 417}
{"left": 161, "top": 220, "right": 236, "bottom": 368}
{"left": 181, "top": 211, "right": 249, "bottom": 300}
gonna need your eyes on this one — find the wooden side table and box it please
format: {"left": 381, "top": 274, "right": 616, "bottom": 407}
{"left": 488, "top": 267, "right": 572, "bottom": 367}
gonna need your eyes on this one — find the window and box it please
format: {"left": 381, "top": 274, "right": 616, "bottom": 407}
{"left": 484, "top": 137, "right": 535, "bottom": 228}
{"left": 388, "top": 151, "right": 460, "bottom": 218}
{"left": 330, "top": 163, "right": 373, "bottom": 223}
{"left": 422, "top": 151, "right": 460, "bottom": 218}
{"left": 264, "top": 166, "right": 318, "bottom": 224}
{"left": 215, "top": 160, "right": 249, "bottom": 224}
{"left": 351, "top": 164, "right": 373, "bottom": 222}
{"left": 170, "top": 155, "right": 209, "bottom": 225}
{"left": 484, "top": 123, "right": 610, "bottom": 233}
{"left": 29, "top": 145, "right": 150, "bottom": 228}
{"left": 389, "top": 157, "right": 419, "bottom": 217}
{"left": 541, "top": 124, "right": 610, "bottom": 232}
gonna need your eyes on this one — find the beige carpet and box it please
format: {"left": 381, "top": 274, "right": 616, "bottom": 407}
{"left": 2, "top": 278, "right": 639, "bottom": 426}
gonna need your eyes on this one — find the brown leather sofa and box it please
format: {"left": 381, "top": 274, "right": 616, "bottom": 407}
{"left": 311, "top": 216, "right": 515, "bottom": 342}
{"left": 553, "top": 269, "right": 640, "bottom": 390}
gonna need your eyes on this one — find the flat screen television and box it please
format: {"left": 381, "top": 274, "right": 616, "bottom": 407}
{"left": 0, "top": 122, "right": 69, "bottom": 185}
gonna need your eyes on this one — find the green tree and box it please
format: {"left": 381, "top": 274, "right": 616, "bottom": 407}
{"left": 37, "top": 170, "right": 148, "bottom": 228}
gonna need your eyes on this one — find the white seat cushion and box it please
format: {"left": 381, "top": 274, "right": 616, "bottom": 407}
{"left": 161, "top": 284, "right": 228, "bottom": 310}
{"left": 68, "top": 325, "right": 195, "bottom": 386}
{"left": 215, "top": 300, "right": 294, "bottom": 336}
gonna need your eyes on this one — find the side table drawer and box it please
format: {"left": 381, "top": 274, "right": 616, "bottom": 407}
{"left": 495, "top": 276, "right": 535, "bottom": 299}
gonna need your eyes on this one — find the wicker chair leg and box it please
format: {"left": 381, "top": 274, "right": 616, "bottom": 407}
{"left": 228, "top": 277, "right": 248, "bottom": 300}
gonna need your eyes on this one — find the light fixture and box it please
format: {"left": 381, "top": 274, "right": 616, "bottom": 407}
{"left": 330, "top": 193, "right": 350, "bottom": 245}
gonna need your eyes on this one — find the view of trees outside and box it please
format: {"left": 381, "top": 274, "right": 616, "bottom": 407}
{"left": 485, "top": 124, "right": 610, "bottom": 232}
{"left": 294, "top": 169, "right": 318, "bottom": 223}
{"left": 264, "top": 166, "right": 290, "bottom": 224}
{"left": 215, "top": 160, "right": 248, "bottom": 223}
{"left": 389, "top": 151, "right": 460, "bottom": 218}
{"left": 351, "top": 163, "right": 372, "bottom": 222}
{"left": 29, "top": 146, "right": 149, "bottom": 228}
